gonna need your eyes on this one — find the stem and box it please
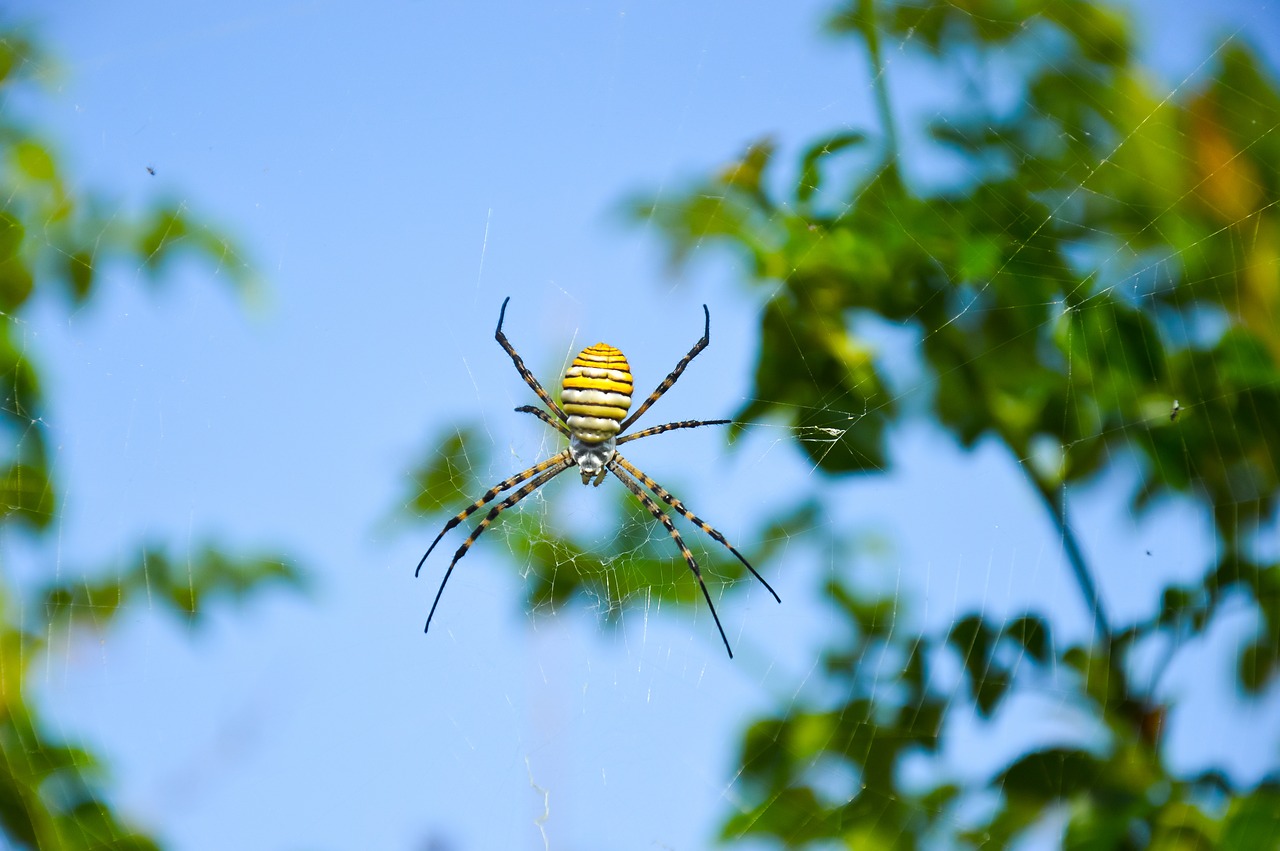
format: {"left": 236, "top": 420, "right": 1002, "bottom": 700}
{"left": 1030, "top": 473, "right": 1113, "bottom": 651}
{"left": 857, "top": 0, "right": 899, "bottom": 170}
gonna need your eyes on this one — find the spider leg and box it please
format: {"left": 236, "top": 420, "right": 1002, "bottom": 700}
{"left": 514, "top": 404, "right": 571, "bottom": 437}
{"left": 425, "top": 458, "right": 574, "bottom": 633}
{"left": 612, "top": 454, "right": 780, "bottom": 603}
{"left": 607, "top": 459, "right": 734, "bottom": 658}
{"left": 416, "top": 450, "right": 571, "bottom": 577}
{"left": 495, "top": 297, "right": 569, "bottom": 423}
{"left": 618, "top": 304, "right": 710, "bottom": 432}
{"left": 618, "top": 419, "right": 730, "bottom": 445}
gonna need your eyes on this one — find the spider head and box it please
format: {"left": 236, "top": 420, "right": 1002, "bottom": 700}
{"left": 569, "top": 435, "right": 615, "bottom": 487}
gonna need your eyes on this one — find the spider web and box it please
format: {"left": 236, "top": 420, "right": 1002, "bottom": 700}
{"left": 3, "top": 1, "right": 1279, "bottom": 850}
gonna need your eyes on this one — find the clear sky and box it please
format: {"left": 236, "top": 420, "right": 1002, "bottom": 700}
{"left": 8, "top": 1, "right": 1280, "bottom": 849}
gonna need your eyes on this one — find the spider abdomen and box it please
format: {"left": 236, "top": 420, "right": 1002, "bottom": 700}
{"left": 562, "top": 343, "right": 633, "bottom": 443}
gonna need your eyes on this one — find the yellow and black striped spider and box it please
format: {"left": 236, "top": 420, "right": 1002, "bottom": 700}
{"left": 416, "top": 297, "right": 780, "bottom": 657}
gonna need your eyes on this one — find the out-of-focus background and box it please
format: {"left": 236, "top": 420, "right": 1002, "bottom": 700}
{"left": 3, "top": 1, "right": 1280, "bottom": 848}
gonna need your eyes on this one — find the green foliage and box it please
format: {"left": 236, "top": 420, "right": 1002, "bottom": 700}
{"left": 359, "top": 0, "right": 1280, "bottom": 847}
{"left": 40, "top": 545, "right": 299, "bottom": 626}
{"left": 409, "top": 0, "right": 1280, "bottom": 847}
{"left": 622, "top": 0, "right": 1280, "bottom": 845}
{"left": 0, "top": 27, "right": 299, "bottom": 850}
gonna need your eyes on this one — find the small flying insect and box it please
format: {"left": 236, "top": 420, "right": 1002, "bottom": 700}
{"left": 415, "top": 297, "right": 780, "bottom": 657}
{"left": 1170, "top": 400, "right": 1182, "bottom": 422}
{"left": 145, "top": 165, "right": 156, "bottom": 176}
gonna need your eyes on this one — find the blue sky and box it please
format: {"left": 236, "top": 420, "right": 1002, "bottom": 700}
{"left": 7, "top": 1, "right": 1280, "bottom": 849}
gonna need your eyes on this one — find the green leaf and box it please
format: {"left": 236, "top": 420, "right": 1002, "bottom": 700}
{"left": 0, "top": 257, "right": 34, "bottom": 313}
{"left": 721, "top": 786, "right": 833, "bottom": 843}
{"left": 0, "top": 33, "right": 37, "bottom": 85}
{"left": 11, "top": 140, "right": 56, "bottom": 181}
{"left": 999, "top": 748, "right": 1102, "bottom": 802}
{"left": 797, "top": 130, "right": 867, "bottom": 203}
{"left": 41, "top": 544, "right": 302, "bottom": 629}
{"left": 137, "top": 207, "right": 192, "bottom": 271}
{"left": 0, "top": 212, "right": 22, "bottom": 262}
{"left": 948, "top": 614, "right": 1010, "bottom": 713}
{"left": 1045, "top": 1, "right": 1133, "bottom": 66}
{"left": 1001, "top": 615, "right": 1051, "bottom": 664}
{"left": 718, "top": 137, "right": 775, "bottom": 198}
{"left": 407, "top": 426, "right": 489, "bottom": 516}
{"left": 65, "top": 250, "right": 93, "bottom": 302}
{"left": 739, "top": 296, "right": 890, "bottom": 473}
{"left": 1239, "top": 639, "right": 1278, "bottom": 694}
{"left": 1222, "top": 788, "right": 1280, "bottom": 850}
{"left": 0, "top": 463, "right": 54, "bottom": 530}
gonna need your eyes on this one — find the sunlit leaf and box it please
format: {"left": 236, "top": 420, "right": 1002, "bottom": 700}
{"left": 11, "top": 141, "right": 55, "bottom": 181}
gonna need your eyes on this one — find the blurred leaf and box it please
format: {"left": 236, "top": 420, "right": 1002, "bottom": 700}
{"left": 408, "top": 425, "right": 488, "bottom": 516}
{"left": 10, "top": 141, "right": 56, "bottom": 182}
{"left": 0, "top": 213, "right": 22, "bottom": 262}
{"left": 1001, "top": 614, "right": 1051, "bottom": 664}
{"left": 718, "top": 137, "right": 776, "bottom": 199}
{"left": 41, "top": 544, "right": 301, "bottom": 628}
{"left": 1150, "top": 801, "right": 1217, "bottom": 850}
{"left": 65, "top": 250, "right": 93, "bottom": 303}
{"left": 1239, "top": 638, "right": 1278, "bottom": 694}
{"left": 736, "top": 295, "right": 890, "bottom": 473}
{"left": 0, "top": 325, "right": 41, "bottom": 426}
{"left": 797, "top": 130, "right": 867, "bottom": 204}
{"left": 721, "top": 786, "right": 834, "bottom": 843}
{"left": 0, "top": 463, "right": 53, "bottom": 531}
{"left": 999, "top": 748, "right": 1102, "bottom": 802}
{"left": 137, "top": 206, "right": 192, "bottom": 270}
{"left": 0, "top": 33, "right": 37, "bottom": 85}
{"left": 948, "top": 614, "right": 1014, "bottom": 714}
{"left": 0, "top": 20, "right": 299, "bottom": 851}
{"left": 0, "top": 258, "right": 34, "bottom": 313}
{"left": 1044, "top": 1, "right": 1132, "bottom": 66}
{"left": 1221, "top": 788, "right": 1280, "bottom": 850}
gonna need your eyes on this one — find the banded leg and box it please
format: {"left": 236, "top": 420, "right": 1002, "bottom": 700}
{"left": 416, "top": 450, "right": 571, "bottom": 577}
{"left": 608, "top": 460, "right": 734, "bottom": 658}
{"left": 495, "top": 297, "right": 568, "bottom": 422}
{"left": 425, "top": 458, "right": 574, "bottom": 632}
{"left": 514, "top": 404, "right": 572, "bottom": 437}
{"left": 619, "top": 304, "right": 710, "bottom": 432}
{"left": 612, "top": 454, "right": 780, "bottom": 602}
{"left": 618, "top": 419, "right": 729, "bottom": 445}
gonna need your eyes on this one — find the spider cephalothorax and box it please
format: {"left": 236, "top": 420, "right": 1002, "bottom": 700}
{"left": 415, "top": 297, "right": 779, "bottom": 657}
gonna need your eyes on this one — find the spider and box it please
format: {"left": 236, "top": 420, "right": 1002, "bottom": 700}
{"left": 416, "top": 297, "right": 780, "bottom": 658}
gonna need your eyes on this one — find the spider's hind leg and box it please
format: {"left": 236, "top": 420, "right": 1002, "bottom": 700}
{"left": 607, "top": 458, "right": 735, "bottom": 658}
{"left": 424, "top": 457, "right": 573, "bottom": 632}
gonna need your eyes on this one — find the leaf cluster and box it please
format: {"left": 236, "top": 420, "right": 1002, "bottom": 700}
{"left": 404, "top": 0, "right": 1280, "bottom": 845}
{"left": 626, "top": 0, "right": 1280, "bottom": 845}
{"left": 0, "top": 30, "right": 299, "bottom": 849}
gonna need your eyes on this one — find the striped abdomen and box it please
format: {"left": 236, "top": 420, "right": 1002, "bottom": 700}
{"left": 561, "top": 343, "right": 633, "bottom": 443}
